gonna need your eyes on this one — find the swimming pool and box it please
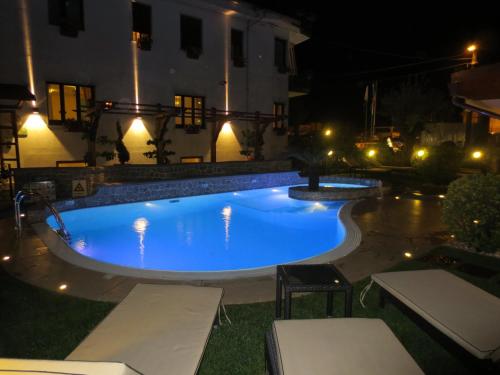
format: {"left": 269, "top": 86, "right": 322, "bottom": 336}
{"left": 47, "top": 184, "right": 361, "bottom": 275}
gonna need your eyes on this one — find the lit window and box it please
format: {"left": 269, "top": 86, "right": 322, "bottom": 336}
{"left": 273, "top": 102, "right": 286, "bottom": 134}
{"left": 180, "top": 156, "right": 203, "bottom": 163}
{"left": 132, "top": 2, "right": 152, "bottom": 50}
{"left": 174, "top": 95, "right": 205, "bottom": 131}
{"left": 47, "top": 82, "right": 94, "bottom": 126}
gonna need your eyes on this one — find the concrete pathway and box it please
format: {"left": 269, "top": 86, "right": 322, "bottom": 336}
{"left": 0, "top": 193, "right": 448, "bottom": 304}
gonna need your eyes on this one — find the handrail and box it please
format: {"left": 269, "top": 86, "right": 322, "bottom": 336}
{"left": 14, "top": 191, "right": 70, "bottom": 241}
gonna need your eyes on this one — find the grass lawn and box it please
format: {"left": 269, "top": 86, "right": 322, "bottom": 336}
{"left": 1, "top": 246, "right": 499, "bottom": 374}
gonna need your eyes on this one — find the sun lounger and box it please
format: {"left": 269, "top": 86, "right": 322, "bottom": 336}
{"left": 67, "top": 284, "right": 223, "bottom": 375}
{"left": 372, "top": 269, "right": 500, "bottom": 361}
{"left": 0, "top": 358, "right": 140, "bottom": 374}
{"left": 265, "top": 318, "right": 423, "bottom": 375}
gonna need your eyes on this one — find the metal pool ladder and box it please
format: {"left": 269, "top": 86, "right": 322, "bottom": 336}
{"left": 14, "top": 190, "right": 70, "bottom": 241}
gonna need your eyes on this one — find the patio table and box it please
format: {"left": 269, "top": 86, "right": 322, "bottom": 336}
{"left": 275, "top": 264, "right": 353, "bottom": 319}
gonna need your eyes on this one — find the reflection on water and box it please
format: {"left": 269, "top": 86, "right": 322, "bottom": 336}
{"left": 306, "top": 202, "right": 328, "bottom": 213}
{"left": 221, "top": 205, "right": 232, "bottom": 246}
{"left": 133, "top": 217, "right": 149, "bottom": 266}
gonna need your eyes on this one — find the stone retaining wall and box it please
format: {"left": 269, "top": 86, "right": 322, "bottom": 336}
{"left": 50, "top": 174, "right": 381, "bottom": 212}
{"left": 14, "top": 160, "right": 292, "bottom": 199}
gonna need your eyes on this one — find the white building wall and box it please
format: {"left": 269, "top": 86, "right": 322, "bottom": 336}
{"left": 0, "top": 0, "right": 304, "bottom": 167}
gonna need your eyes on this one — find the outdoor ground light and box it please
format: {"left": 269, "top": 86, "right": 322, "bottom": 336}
{"left": 2, "top": 255, "right": 11, "bottom": 262}
{"left": 438, "top": 194, "right": 445, "bottom": 199}
{"left": 471, "top": 150, "right": 483, "bottom": 160}
{"left": 324, "top": 129, "right": 332, "bottom": 136}
{"left": 366, "top": 149, "right": 376, "bottom": 158}
{"left": 404, "top": 251, "right": 413, "bottom": 258}
{"left": 395, "top": 196, "right": 400, "bottom": 200}
{"left": 58, "top": 284, "right": 68, "bottom": 291}
{"left": 327, "top": 150, "right": 334, "bottom": 156}
{"left": 415, "top": 148, "right": 427, "bottom": 159}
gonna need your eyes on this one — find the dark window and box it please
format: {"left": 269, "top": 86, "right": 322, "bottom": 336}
{"left": 132, "top": 2, "right": 152, "bottom": 50}
{"left": 47, "top": 82, "right": 94, "bottom": 127}
{"left": 174, "top": 95, "right": 205, "bottom": 131}
{"left": 48, "top": 0, "right": 84, "bottom": 37}
{"left": 180, "top": 15, "right": 202, "bottom": 59}
{"left": 273, "top": 102, "right": 286, "bottom": 134}
{"left": 231, "top": 29, "right": 244, "bottom": 67}
{"left": 274, "top": 38, "right": 288, "bottom": 73}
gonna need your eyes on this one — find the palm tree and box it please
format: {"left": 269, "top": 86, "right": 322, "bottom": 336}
{"left": 289, "top": 131, "right": 331, "bottom": 191}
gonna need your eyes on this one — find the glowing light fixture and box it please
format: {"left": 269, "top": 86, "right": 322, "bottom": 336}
{"left": 473, "top": 219, "right": 480, "bottom": 224}
{"left": 413, "top": 192, "right": 423, "bottom": 196}
{"left": 334, "top": 279, "right": 340, "bottom": 284}
{"left": 471, "top": 150, "right": 483, "bottom": 159}
{"left": 23, "top": 110, "right": 46, "bottom": 130}
{"left": 58, "top": 284, "right": 68, "bottom": 291}
{"left": 130, "top": 116, "right": 146, "bottom": 133}
{"left": 366, "top": 149, "right": 376, "bottom": 158}
{"left": 404, "top": 251, "right": 413, "bottom": 258}
{"left": 438, "top": 194, "right": 445, "bottom": 199}
{"left": 450, "top": 234, "right": 455, "bottom": 239}
{"left": 415, "top": 148, "right": 427, "bottom": 158}
{"left": 327, "top": 150, "right": 334, "bottom": 157}
{"left": 395, "top": 196, "right": 401, "bottom": 200}
{"left": 467, "top": 44, "right": 478, "bottom": 65}
{"left": 386, "top": 137, "right": 393, "bottom": 148}
{"left": 2, "top": 255, "right": 11, "bottom": 262}
{"left": 324, "top": 129, "right": 332, "bottom": 136}
{"left": 221, "top": 122, "right": 232, "bottom": 135}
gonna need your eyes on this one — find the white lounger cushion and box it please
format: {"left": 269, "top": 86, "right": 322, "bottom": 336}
{"left": 0, "top": 358, "right": 140, "bottom": 374}
{"left": 372, "top": 269, "right": 500, "bottom": 361}
{"left": 67, "top": 284, "right": 223, "bottom": 375}
{"left": 272, "top": 318, "right": 423, "bottom": 375}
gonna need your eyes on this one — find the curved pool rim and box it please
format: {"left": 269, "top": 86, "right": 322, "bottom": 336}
{"left": 34, "top": 200, "right": 362, "bottom": 281}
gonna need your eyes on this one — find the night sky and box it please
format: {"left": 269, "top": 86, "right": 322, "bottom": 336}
{"left": 248, "top": 1, "right": 500, "bottom": 130}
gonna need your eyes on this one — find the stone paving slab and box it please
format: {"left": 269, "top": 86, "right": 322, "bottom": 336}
{"left": 0, "top": 194, "right": 447, "bottom": 304}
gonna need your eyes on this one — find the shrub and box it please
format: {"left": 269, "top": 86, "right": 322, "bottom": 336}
{"left": 443, "top": 174, "right": 500, "bottom": 253}
{"left": 413, "top": 141, "right": 463, "bottom": 185}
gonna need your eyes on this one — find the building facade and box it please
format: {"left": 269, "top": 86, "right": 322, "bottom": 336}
{"left": 0, "top": 0, "right": 308, "bottom": 167}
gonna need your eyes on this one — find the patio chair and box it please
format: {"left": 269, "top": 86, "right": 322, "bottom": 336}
{"left": 0, "top": 358, "right": 141, "bottom": 374}
{"left": 371, "top": 269, "right": 500, "bottom": 362}
{"left": 265, "top": 318, "right": 423, "bottom": 375}
{"left": 66, "top": 284, "right": 223, "bottom": 375}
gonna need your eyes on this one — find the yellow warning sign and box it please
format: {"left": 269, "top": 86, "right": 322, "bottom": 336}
{"left": 72, "top": 179, "right": 88, "bottom": 198}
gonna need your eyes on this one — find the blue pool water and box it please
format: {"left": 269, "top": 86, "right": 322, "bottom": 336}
{"left": 47, "top": 184, "right": 359, "bottom": 272}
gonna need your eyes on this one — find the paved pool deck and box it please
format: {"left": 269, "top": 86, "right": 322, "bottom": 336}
{"left": 0, "top": 193, "right": 448, "bottom": 304}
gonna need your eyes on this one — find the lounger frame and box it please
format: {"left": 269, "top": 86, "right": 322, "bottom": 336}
{"left": 378, "top": 286, "right": 498, "bottom": 373}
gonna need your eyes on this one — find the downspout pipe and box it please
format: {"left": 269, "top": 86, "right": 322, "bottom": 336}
{"left": 452, "top": 96, "right": 500, "bottom": 120}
